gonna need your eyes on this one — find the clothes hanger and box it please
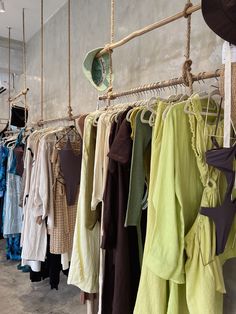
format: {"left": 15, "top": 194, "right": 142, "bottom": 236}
{"left": 162, "top": 87, "right": 188, "bottom": 120}
{"left": 110, "top": 102, "right": 132, "bottom": 123}
{"left": 55, "top": 125, "right": 79, "bottom": 149}
{"left": 92, "top": 106, "right": 108, "bottom": 127}
{"left": 140, "top": 97, "right": 152, "bottom": 124}
{"left": 183, "top": 90, "right": 224, "bottom": 117}
{"left": 125, "top": 100, "right": 145, "bottom": 122}
{"left": 140, "top": 97, "right": 158, "bottom": 125}
{"left": 147, "top": 97, "right": 159, "bottom": 126}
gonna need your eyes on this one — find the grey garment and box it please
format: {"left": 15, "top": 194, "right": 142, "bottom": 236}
{"left": 3, "top": 149, "right": 23, "bottom": 236}
{"left": 125, "top": 110, "right": 152, "bottom": 227}
{"left": 19, "top": 170, "right": 26, "bottom": 208}
{"left": 125, "top": 109, "right": 152, "bottom": 266}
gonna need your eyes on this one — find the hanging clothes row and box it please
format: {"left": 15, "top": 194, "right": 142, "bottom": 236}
{"left": 20, "top": 126, "right": 82, "bottom": 290}
{"left": 1, "top": 91, "right": 235, "bottom": 314}
{"left": 67, "top": 92, "right": 236, "bottom": 314}
{"left": 0, "top": 129, "right": 25, "bottom": 261}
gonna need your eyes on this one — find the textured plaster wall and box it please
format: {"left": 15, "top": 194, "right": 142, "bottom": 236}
{"left": 0, "top": 36, "right": 23, "bottom": 124}
{"left": 1, "top": 0, "right": 236, "bottom": 312}
{"left": 23, "top": 0, "right": 224, "bottom": 123}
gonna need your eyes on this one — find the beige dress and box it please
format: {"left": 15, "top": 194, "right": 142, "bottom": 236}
{"left": 50, "top": 138, "right": 82, "bottom": 255}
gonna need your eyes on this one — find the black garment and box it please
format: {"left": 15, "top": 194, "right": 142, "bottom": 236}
{"left": 102, "top": 109, "right": 141, "bottom": 314}
{"left": 59, "top": 139, "right": 82, "bottom": 206}
{"left": 29, "top": 235, "right": 69, "bottom": 290}
{"left": 201, "top": 140, "right": 236, "bottom": 255}
{"left": 10, "top": 106, "right": 28, "bottom": 128}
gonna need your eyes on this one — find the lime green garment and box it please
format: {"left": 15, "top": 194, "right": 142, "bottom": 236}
{"left": 82, "top": 113, "right": 100, "bottom": 230}
{"left": 130, "top": 107, "right": 144, "bottom": 139}
{"left": 146, "top": 99, "right": 203, "bottom": 285}
{"left": 134, "top": 102, "right": 190, "bottom": 314}
{"left": 68, "top": 114, "right": 100, "bottom": 293}
{"left": 184, "top": 95, "right": 236, "bottom": 314}
{"left": 134, "top": 101, "right": 169, "bottom": 314}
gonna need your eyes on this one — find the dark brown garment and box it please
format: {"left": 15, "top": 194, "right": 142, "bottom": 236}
{"left": 14, "top": 146, "right": 24, "bottom": 177}
{"left": 102, "top": 109, "right": 140, "bottom": 314}
{"left": 76, "top": 114, "right": 88, "bottom": 139}
{"left": 59, "top": 139, "right": 82, "bottom": 206}
{"left": 79, "top": 292, "right": 97, "bottom": 304}
{"left": 201, "top": 139, "right": 236, "bottom": 255}
{"left": 202, "top": 0, "right": 236, "bottom": 45}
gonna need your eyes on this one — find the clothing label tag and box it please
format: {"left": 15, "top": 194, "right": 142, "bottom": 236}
{"left": 224, "top": 42, "right": 231, "bottom": 148}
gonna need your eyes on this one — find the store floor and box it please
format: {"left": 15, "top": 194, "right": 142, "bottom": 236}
{"left": 0, "top": 239, "right": 86, "bottom": 314}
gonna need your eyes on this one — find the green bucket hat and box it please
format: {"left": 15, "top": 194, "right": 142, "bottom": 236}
{"left": 82, "top": 47, "right": 112, "bottom": 91}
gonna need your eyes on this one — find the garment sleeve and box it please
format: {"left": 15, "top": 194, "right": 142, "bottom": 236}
{"left": 91, "top": 118, "right": 105, "bottom": 211}
{"left": 32, "top": 140, "right": 49, "bottom": 220}
{"left": 38, "top": 140, "right": 53, "bottom": 221}
{"left": 31, "top": 141, "right": 44, "bottom": 218}
{"left": 145, "top": 110, "right": 185, "bottom": 284}
{"left": 101, "top": 122, "right": 119, "bottom": 249}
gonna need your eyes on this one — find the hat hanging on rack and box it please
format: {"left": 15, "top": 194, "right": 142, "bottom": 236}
{"left": 201, "top": 0, "right": 236, "bottom": 45}
{"left": 82, "top": 47, "right": 113, "bottom": 91}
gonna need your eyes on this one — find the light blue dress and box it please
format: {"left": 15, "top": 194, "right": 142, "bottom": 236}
{"left": 3, "top": 148, "right": 23, "bottom": 236}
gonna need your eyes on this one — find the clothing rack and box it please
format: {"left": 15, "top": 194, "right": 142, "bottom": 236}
{"left": 97, "top": 2, "right": 220, "bottom": 102}
{"left": 99, "top": 69, "right": 220, "bottom": 100}
{"left": 9, "top": 88, "right": 29, "bottom": 103}
{"left": 32, "top": 114, "right": 81, "bottom": 127}
{"left": 37, "top": 0, "right": 73, "bottom": 126}
{"left": 3, "top": 130, "right": 20, "bottom": 135}
{"left": 96, "top": 3, "right": 201, "bottom": 57}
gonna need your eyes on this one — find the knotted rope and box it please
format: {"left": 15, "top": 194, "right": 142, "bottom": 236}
{"left": 67, "top": 0, "right": 73, "bottom": 120}
{"left": 182, "top": 1, "right": 193, "bottom": 94}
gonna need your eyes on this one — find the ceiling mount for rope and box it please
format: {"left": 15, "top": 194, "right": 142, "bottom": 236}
{"left": 67, "top": 0, "right": 73, "bottom": 120}
{"left": 8, "top": 26, "right": 11, "bottom": 129}
{"left": 39, "top": 0, "right": 44, "bottom": 124}
{"left": 22, "top": 8, "right": 28, "bottom": 126}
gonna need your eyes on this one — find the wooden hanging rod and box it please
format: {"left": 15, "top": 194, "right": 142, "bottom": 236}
{"left": 98, "top": 69, "right": 221, "bottom": 100}
{"left": 96, "top": 3, "right": 201, "bottom": 57}
{"left": 32, "top": 114, "right": 81, "bottom": 126}
{"left": 9, "top": 88, "right": 29, "bottom": 102}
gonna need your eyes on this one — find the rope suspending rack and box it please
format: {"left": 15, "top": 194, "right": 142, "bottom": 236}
{"left": 98, "top": 2, "right": 221, "bottom": 102}
{"left": 9, "top": 88, "right": 29, "bottom": 103}
{"left": 36, "top": 0, "right": 74, "bottom": 126}
{"left": 99, "top": 70, "right": 221, "bottom": 101}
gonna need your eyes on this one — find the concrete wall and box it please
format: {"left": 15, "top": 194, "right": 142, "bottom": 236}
{"left": 0, "top": 36, "right": 23, "bottom": 127}
{"left": 1, "top": 0, "right": 236, "bottom": 312}
{"left": 23, "top": 0, "right": 224, "bottom": 124}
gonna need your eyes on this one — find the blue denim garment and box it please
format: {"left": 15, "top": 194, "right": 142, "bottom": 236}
{"left": 6, "top": 234, "right": 21, "bottom": 261}
{"left": 0, "top": 145, "right": 9, "bottom": 198}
